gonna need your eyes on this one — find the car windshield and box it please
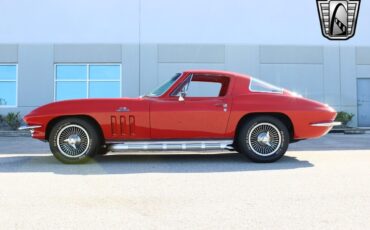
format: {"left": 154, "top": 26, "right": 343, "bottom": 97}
{"left": 146, "top": 73, "right": 182, "bottom": 97}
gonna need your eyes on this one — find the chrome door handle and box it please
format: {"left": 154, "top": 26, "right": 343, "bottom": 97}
{"left": 215, "top": 103, "right": 227, "bottom": 107}
{"left": 215, "top": 103, "right": 228, "bottom": 112}
{"left": 117, "top": 107, "right": 130, "bottom": 112}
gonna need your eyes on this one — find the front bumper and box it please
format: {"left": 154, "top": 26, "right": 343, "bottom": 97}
{"left": 18, "top": 125, "right": 42, "bottom": 135}
{"left": 310, "top": 121, "right": 342, "bottom": 127}
{"left": 18, "top": 125, "right": 42, "bottom": 130}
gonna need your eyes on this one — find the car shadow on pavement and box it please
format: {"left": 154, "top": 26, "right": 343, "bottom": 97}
{"left": 0, "top": 152, "right": 313, "bottom": 175}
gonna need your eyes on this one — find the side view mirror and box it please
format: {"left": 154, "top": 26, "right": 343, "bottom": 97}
{"left": 178, "top": 92, "right": 186, "bottom": 101}
{"left": 178, "top": 89, "right": 186, "bottom": 102}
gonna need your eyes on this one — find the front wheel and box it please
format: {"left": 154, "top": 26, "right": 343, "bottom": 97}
{"left": 49, "top": 118, "right": 102, "bottom": 164}
{"left": 237, "top": 116, "right": 289, "bottom": 163}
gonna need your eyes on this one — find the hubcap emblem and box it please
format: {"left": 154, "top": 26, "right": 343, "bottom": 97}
{"left": 64, "top": 134, "right": 81, "bottom": 149}
{"left": 257, "top": 132, "right": 272, "bottom": 147}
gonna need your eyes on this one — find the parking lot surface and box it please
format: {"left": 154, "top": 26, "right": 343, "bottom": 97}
{"left": 0, "top": 134, "right": 370, "bottom": 229}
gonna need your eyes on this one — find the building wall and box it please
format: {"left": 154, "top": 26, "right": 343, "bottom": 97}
{"left": 0, "top": 44, "right": 369, "bottom": 127}
{"left": 1, "top": 0, "right": 370, "bottom": 45}
{"left": 1, "top": 0, "right": 369, "bottom": 127}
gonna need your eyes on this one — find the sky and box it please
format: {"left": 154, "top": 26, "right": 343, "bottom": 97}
{"left": 0, "top": 0, "right": 368, "bottom": 45}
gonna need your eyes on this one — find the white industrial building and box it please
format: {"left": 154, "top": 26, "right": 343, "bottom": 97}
{"left": 0, "top": 0, "right": 369, "bottom": 126}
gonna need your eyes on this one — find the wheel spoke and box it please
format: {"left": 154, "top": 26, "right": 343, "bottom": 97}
{"left": 247, "top": 123, "right": 282, "bottom": 157}
{"left": 56, "top": 124, "right": 90, "bottom": 158}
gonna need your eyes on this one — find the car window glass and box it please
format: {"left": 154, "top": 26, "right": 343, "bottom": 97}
{"left": 186, "top": 81, "right": 222, "bottom": 97}
{"left": 147, "top": 73, "right": 182, "bottom": 97}
{"left": 249, "top": 78, "right": 283, "bottom": 93}
{"left": 171, "top": 74, "right": 230, "bottom": 97}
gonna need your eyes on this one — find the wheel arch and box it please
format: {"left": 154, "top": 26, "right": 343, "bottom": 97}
{"left": 45, "top": 115, "right": 105, "bottom": 142}
{"left": 234, "top": 112, "right": 294, "bottom": 142}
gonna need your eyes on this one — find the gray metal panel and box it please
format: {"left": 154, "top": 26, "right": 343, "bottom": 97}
{"left": 54, "top": 44, "right": 122, "bottom": 63}
{"left": 323, "top": 46, "right": 341, "bottom": 107}
{"left": 122, "top": 44, "right": 140, "bottom": 97}
{"left": 340, "top": 47, "right": 358, "bottom": 126}
{"left": 260, "top": 64, "right": 324, "bottom": 102}
{"left": 340, "top": 47, "right": 357, "bottom": 106}
{"left": 140, "top": 44, "right": 158, "bottom": 95}
{"left": 18, "top": 44, "right": 54, "bottom": 107}
{"left": 0, "top": 44, "right": 18, "bottom": 62}
{"left": 158, "top": 44, "right": 225, "bottom": 63}
{"left": 357, "top": 65, "right": 370, "bottom": 78}
{"left": 356, "top": 47, "right": 370, "bottom": 65}
{"left": 260, "top": 46, "right": 323, "bottom": 64}
{"left": 225, "top": 45, "right": 260, "bottom": 77}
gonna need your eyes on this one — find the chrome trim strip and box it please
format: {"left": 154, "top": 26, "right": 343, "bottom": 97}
{"left": 310, "top": 121, "right": 341, "bottom": 127}
{"left": 108, "top": 140, "right": 233, "bottom": 152}
{"left": 18, "top": 125, "right": 42, "bottom": 131}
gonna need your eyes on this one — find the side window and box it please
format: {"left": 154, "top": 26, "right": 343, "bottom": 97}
{"left": 186, "top": 81, "right": 222, "bottom": 97}
{"left": 172, "top": 74, "right": 230, "bottom": 98}
{"left": 249, "top": 78, "right": 283, "bottom": 93}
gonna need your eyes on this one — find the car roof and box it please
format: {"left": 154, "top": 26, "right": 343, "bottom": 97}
{"left": 183, "top": 70, "right": 252, "bottom": 80}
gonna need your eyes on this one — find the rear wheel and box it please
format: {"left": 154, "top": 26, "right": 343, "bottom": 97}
{"left": 237, "top": 116, "right": 289, "bottom": 163}
{"left": 49, "top": 118, "right": 101, "bottom": 164}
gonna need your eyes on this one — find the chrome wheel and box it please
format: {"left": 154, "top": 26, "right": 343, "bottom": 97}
{"left": 56, "top": 124, "right": 90, "bottom": 158}
{"left": 247, "top": 123, "right": 282, "bottom": 156}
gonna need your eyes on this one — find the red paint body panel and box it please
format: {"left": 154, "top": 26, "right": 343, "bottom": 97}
{"left": 149, "top": 96, "right": 232, "bottom": 139}
{"left": 23, "top": 70, "right": 337, "bottom": 142}
{"left": 25, "top": 98, "right": 150, "bottom": 141}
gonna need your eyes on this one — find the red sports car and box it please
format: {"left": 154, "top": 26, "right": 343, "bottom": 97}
{"left": 20, "top": 70, "right": 340, "bottom": 164}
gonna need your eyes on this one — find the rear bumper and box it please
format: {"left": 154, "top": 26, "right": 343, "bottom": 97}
{"left": 310, "top": 121, "right": 342, "bottom": 127}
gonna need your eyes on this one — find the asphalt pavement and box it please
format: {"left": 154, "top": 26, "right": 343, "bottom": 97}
{"left": 0, "top": 134, "right": 369, "bottom": 230}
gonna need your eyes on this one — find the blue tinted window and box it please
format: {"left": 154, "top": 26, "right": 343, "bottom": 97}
{"left": 0, "top": 82, "right": 16, "bottom": 106}
{"left": 90, "top": 65, "right": 120, "bottom": 80}
{"left": 56, "top": 65, "right": 87, "bottom": 80}
{"left": 56, "top": 82, "right": 87, "bottom": 101}
{"left": 0, "top": 65, "right": 16, "bottom": 80}
{"left": 0, "top": 65, "right": 17, "bottom": 106}
{"left": 89, "top": 82, "right": 120, "bottom": 98}
{"left": 55, "top": 64, "right": 121, "bottom": 101}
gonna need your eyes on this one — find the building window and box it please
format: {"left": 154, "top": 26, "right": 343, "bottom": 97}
{"left": 55, "top": 64, "right": 121, "bottom": 101}
{"left": 0, "top": 65, "right": 17, "bottom": 107}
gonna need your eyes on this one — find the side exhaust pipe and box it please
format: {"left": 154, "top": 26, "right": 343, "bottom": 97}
{"left": 107, "top": 140, "right": 234, "bottom": 152}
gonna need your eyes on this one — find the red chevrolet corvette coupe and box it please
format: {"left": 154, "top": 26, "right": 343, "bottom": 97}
{"left": 20, "top": 70, "right": 340, "bottom": 164}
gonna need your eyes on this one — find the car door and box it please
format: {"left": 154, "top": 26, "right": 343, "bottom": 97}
{"left": 149, "top": 75, "right": 232, "bottom": 139}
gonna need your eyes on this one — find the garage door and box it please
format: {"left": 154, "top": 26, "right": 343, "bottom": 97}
{"left": 357, "top": 79, "right": 370, "bottom": 127}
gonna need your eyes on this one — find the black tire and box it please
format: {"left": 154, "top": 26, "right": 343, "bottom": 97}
{"left": 97, "top": 145, "right": 109, "bottom": 155}
{"left": 237, "top": 116, "right": 289, "bottom": 163}
{"left": 49, "top": 118, "right": 102, "bottom": 164}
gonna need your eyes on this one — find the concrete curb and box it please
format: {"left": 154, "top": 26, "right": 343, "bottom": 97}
{"left": 331, "top": 127, "right": 370, "bottom": 134}
{"left": 0, "top": 131, "right": 31, "bottom": 137}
